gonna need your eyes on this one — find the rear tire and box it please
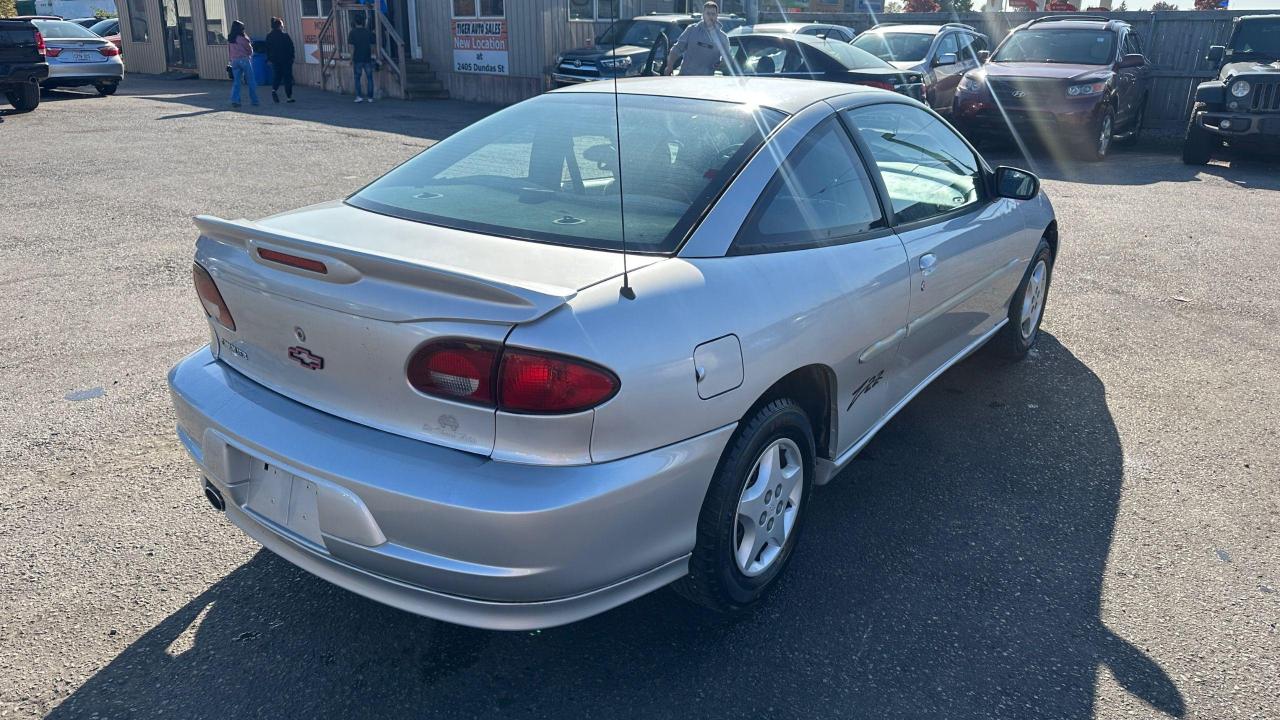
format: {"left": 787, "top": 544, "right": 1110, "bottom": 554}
{"left": 1182, "top": 108, "right": 1216, "bottom": 165}
{"left": 989, "top": 238, "right": 1054, "bottom": 361}
{"left": 96, "top": 82, "right": 119, "bottom": 97}
{"left": 4, "top": 81, "right": 40, "bottom": 113}
{"left": 672, "top": 398, "right": 815, "bottom": 613}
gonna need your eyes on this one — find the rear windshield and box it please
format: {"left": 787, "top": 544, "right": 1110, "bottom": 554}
{"left": 817, "top": 40, "right": 893, "bottom": 69}
{"left": 350, "top": 93, "right": 785, "bottom": 254}
{"left": 851, "top": 32, "right": 934, "bottom": 63}
{"left": 32, "top": 19, "right": 101, "bottom": 39}
{"left": 993, "top": 29, "right": 1116, "bottom": 65}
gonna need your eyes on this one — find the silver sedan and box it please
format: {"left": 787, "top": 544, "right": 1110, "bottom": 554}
{"left": 32, "top": 19, "right": 123, "bottom": 95}
{"left": 168, "top": 77, "right": 1057, "bottom": 630}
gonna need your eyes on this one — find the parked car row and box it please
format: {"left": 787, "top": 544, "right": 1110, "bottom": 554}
{"left": 0, "top": 14, "right": 123, "bottom": 114}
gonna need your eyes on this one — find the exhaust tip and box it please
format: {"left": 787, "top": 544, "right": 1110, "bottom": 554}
{"left": 203, "top": 479, "right": 226, "bottom": 512}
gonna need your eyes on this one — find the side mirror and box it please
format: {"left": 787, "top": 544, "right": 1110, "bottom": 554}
{"left": 1117, "top": 53, "right": 1146, "bottom": 69}
{"left": 995, "top": 166, "right": 1039, "bottom": 201}
{"left": 1206, "top": 45, "right": 1225, "bottom": 64}
{"left": 934, "top": 52, "right": 958, "bottom": 66}
{"left": 977, "top": 50, "right": 990, "bottom": 63}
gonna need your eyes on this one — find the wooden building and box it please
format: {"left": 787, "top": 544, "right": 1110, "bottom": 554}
{"left": 113, "top": 0, "right": 761, "bottom": 105}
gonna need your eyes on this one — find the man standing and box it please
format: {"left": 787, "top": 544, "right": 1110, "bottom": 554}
{"left": 265, "top": 17, "right": 296, "bottom": 103}
{"left": 348, "top": 13, "right": 376, "bottom": 103}
{"left": 664, "top": 1, "right": 729, "bottom": 77}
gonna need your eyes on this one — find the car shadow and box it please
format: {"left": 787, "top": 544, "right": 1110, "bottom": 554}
{"left": 979, "top": 137, "right": 1280, "bottom": 190}
{"left": 117, "top": 76, "right": 498, "bottom": 143}
{"left": 48, "top": 333, "right": 1184, "bottom": 719}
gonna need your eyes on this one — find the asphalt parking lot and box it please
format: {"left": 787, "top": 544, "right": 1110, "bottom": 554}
{"left": 1, "top": 77, "right": 1277, "bottom": 720}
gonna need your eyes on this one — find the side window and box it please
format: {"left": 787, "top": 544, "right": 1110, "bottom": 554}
{"left": 1124, "top": 31, "right": 1142, "bottom": 56}
{"left": 845, "top": 104, "right": 984, "bottom": 225}
{"left": 971, "top": 35, "right": 988, "bottom": 53}
{"left": 732, "top": 118, "right": 885, "bottom": 253}
{"left": 935, "top": 33, "right": 959, "bottom": 58}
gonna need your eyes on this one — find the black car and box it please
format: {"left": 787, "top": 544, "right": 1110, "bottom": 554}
{"left": 1182, "top": 14, "right": 1280, "bottom": 164}
{"left": 727, "top": 34, "right": 925, "bottom": 102}
{"left": 0, "top": 18, "right": 49, "bottom": 113}
{"left": 551, "top": 14, "right": 745, "bottom": 87}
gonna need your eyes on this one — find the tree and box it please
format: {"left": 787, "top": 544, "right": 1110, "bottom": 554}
{"left": 1150, "top": 1, "right": 1179, "bottom": 9}
{"left": 1115, "top": 0, "right": 1128, "bottom": 9}
{"left": 939, "top": 0, "right": 975, "bottom": 12}
{"left": 0, "top": 0, "right": 16, "bottom": 18}
{"left": 1193, "top": 0, "right": 1219, "bottom": 9}
{"left": 904, "top": 0, "right": 939, "bottom": 11}
{"left": 883, "top": 0, "right": 907, "bottom": 11}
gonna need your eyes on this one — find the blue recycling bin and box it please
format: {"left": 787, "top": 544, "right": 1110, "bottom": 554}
{"left": 251, "top": 39, "right": 270, "bottom": 86}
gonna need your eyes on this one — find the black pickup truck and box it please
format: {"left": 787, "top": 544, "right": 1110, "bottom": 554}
{"left": 1, "top": 18, "right": 49, "bottom": 113}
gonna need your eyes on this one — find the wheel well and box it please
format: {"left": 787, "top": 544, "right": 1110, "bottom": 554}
{"left": 1043, "top": 220, "right": 1059, "bottom": 259}
{"left": 753, "top": 365, "right": 837, "bottom": 460}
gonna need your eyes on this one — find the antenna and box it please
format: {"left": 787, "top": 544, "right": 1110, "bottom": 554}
{"left": 612, "top": 0, "right": 635, "bottom": 300}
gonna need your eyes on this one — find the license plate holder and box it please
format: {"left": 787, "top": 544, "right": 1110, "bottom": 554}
{"left": 246, "top": 461, "right": 324, "bottom": 547}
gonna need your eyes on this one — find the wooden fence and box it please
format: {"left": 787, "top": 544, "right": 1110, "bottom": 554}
{"left": 759, "top": 10, "right": 1278, "bottom": 130}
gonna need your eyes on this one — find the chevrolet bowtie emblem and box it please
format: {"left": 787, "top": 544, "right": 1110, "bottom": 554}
{"left": 288, "top": 346, "right": 324, "bottom": 370}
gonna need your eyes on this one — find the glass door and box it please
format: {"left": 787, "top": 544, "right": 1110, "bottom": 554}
{"left": 161, "top": 0, "right": 198, "bottom": 69}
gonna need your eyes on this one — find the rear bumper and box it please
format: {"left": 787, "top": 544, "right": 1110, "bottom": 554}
{"left": 167, "top": 347, "right": 734, "bottom": 630}
{"left": 44, "top": 61, "right": 123, "bottom": 85}
{"left": 0, "top": 61, "right": 49, "bottom": 85}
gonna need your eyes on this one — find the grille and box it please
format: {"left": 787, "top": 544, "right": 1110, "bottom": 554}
{"left": 556, "top": 61, "right": 600, "bottom": 79}
{"left": 988, "top": 78, "right": 1063, "bottom": 106}
{"left": 1249, "top": 80, "right": 1280, "bottom": 113}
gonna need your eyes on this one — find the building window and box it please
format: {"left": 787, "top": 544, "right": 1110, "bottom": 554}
{"left": 453, "top": 0, "right": 504, "bottom": 17}
{"left": 198, "top": 0, "right": 227, "bottom": 44}
{"left": 569, "top": 0, "right": 618, "bottom": 21}
{"left": 301, "top": 0, "right": 334, "bottom": 17}
{"left": 126, "top": 0, "right": 150, "bottom": 42}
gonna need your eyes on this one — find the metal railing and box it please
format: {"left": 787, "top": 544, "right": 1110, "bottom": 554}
{"left": 318, "top": 1, "right": 407, "bottom": 99}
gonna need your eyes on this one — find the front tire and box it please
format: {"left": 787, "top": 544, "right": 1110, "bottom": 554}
{"left": 1082, "top": 107, "right": 1115, "bottom": 161}
{"left": 672, "top": 398, "right": 815, "bottom": 613}
{"left": 990, "top": 238, "right": 1054, "bottom": 361}
{"left": 1182, "top": 108, "right": 1216, "bottom": 165}
{"left": 4, "top": 81, "right": 40, "bottom": 113}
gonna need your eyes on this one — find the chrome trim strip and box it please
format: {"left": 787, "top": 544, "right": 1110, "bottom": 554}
{"left": 815, "top": 317, "right": 1009, "bottom": 485}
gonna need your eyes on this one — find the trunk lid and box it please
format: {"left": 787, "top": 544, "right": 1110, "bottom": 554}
{"left": 195, "top": 203, "right": 660, "bottom": 455}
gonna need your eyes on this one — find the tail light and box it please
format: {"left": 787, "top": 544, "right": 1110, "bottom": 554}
{"left": 99, "top": 45, "right": 121, "bottom": 57}
{"left": 407, "top": 340, "right": 620, "bottom": 414}
{"left": 193, "top": 263, "right": 236, "bottom": 331}
{"left": 257, "top": 247, "right": 328, "bottom": 274}
{"left": 855, "top": 80, "right": 894, "bottom": 91}
{"left": 45, "top": 46, "right": 61, "bottom": 58}
{"left": 35, "top": 31, "right": 45, "bottom": 56}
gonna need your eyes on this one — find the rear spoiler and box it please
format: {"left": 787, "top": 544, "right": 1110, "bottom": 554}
{"left": 193, "top": 215, "right": 577, "bottom": 324}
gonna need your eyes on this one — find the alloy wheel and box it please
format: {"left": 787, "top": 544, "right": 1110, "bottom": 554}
{"left": 1020, "top": 259, "right": 1048, "bottom": 340}
{"left": 734, "top": 438, "right": 804, "bottom": 577}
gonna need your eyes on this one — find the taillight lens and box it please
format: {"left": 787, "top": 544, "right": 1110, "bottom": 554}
{"left": 257, "top": 247, "right": 327, "bottom": 274}
{"left": 407, "top": 340, "right": 499, "bottom": 405}
{"left": 855, "top": 80, "right": 894, "bottom": 91}
{"left": 35, "top": 31, "right": 45, "bottom": 56}
{"left": 406, "top": 341, "right": 619, "bottom": 414}
{"left": 45, "top": 46, "right": 61, "bottom": 58}
{"left": 499, "top": 350, "right": 619, "bottom": 414}
{"left": 99, "top": 45, "right": 121, "bottom": 57}
{"left": 192, "top": 263, "right": 236, "bottom": 331}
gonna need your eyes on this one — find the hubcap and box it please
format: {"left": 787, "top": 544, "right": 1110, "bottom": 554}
{"left": 1020, "top": 259, "right": 1048, "bottom": 340}
{"left": 734, "top": 438, "right": 804, "bottom": 577}
{"left": 1098, "top": 115, "right": 1113, "bottom": 157}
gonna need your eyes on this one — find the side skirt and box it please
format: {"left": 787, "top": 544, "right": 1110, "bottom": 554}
{"left": 813, "top": 318, "right": 1009, "bottom": 486}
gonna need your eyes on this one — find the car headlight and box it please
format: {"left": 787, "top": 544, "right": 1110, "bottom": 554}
{"left": 1066, "top": 82, "right": 1107, "bottom": 97}
{"left": 959, "top": 75, "right": 983, "bottom": 92}
{"left": 1230, "top": 79, "right": 1251, "bottom": 98}
{"left": 599, "top": 56, "right": 632, "bottom": 69}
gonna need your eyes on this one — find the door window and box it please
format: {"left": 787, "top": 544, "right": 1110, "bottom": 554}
{"left": 845, "top": 103, "right": 983, "bottom": 225}
{"left": 1123, "top": 31, "right": 1142, "bottom": 56}
{"left": 731, "top": 118, "right": 885, "bottom": 253}
{"left": 935, "top": 32, "right": 959, "bottom": 59}
{"left": 957, "top": 33, "right": 986, "bottom": 61}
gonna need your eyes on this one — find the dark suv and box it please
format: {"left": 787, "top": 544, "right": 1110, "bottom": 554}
{"left": 1182, "top": 14, "right": 1280, "bottom": 165}
{"left": 0, "top": 18, "right": 49, "bottom": 113}
{"left": 952, "top": 16, "right": 1151, "bottom": 161}
{"left": 551, "top": 13, "right": 745, "bottom": 87}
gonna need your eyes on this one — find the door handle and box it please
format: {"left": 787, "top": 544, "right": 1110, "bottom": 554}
{"left": 920, "top": 253, "right": 938, "bottom": 276}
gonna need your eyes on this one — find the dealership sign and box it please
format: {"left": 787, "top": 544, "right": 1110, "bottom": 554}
{"left": 453, "top": 20, "right": 509, "bottom": 75}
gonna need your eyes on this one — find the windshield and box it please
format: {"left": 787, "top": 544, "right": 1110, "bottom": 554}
{"left": 33, "top": 19, "right": 101, "bottom": 39}
{"left": 993, "top": 29, "right": 1116, "bottom": 65}
{"left": 350, "top": 93, "right": 785, "bottom": 254}
{"left": 89, "top": 19, "right": 117, "bottom": 35}
{"left": 851, "top": 32, "right": 934, "bottom": 63}
{"left": 818, "top": 40, "right": 893, "bottom": 69}
{"left": 595, "top": 20, "right": 670, "bottom": 47}
{"left": 1232, "top": 21, "right": 1280, "bottom": 58}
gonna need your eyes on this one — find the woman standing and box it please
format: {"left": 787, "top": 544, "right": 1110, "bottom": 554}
{"left": 265, "top": 17, "right": 295, "bottom": 103}
{"left": 227, "top": 20, "right": 259, "bottom": 108}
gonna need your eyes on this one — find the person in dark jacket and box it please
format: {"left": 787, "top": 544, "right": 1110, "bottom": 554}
{"left": 264, "top": 17, "right": 295, "bottom": 103}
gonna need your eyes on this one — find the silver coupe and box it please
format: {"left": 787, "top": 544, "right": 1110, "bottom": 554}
{"left": 168, "top": 77, "right": 1057, "bottom": 630}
